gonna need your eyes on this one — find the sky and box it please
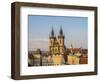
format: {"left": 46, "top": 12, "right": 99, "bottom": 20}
{"left": 28, "top": 15, "right": 88, "bottom": 51}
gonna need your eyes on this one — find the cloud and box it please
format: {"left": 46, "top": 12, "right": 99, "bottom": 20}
{"left": 28, "top": 38, "right": 49, "bottom": 51}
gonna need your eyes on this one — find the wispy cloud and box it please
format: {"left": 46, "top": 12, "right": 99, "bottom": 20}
{"left": 28, "top": 38, "right": 49, "bottom": 51}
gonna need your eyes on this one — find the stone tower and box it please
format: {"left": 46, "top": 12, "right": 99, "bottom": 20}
{"left": 49, "top": 28, "right": 55, "bottom": 55}
{"left": 57, "top": 26, "right": 65, "bottom": 54}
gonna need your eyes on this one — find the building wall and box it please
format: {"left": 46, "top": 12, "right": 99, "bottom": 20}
{"left": 79, "top": 56, "right": 87, "bottom": 64}
{"left": 33, "top": 53, "right": 41, "bottom": 66}
{"left": 67, "top": 55, "right": 79, "bottom": 65}
{"left": 52, "top": 55, "right": 62, "bottom": 65}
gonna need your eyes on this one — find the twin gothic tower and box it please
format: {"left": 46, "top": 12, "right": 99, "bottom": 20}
{"left": 49, "top": 27, "right": 65, "bottom": 56}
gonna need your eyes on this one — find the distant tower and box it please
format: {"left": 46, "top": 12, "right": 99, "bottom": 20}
{"left": 58, "top": 26, "right": 65, "bottom": 54}
{"left": 49, "top": 27, "right": 55, "bottom": 54}
{"left": 70, "top": 43, "right": 73, "bottom": 53}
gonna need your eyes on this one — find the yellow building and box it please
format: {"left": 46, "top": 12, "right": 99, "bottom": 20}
{"left": 49, "top": 27, "right": 65, "bottom": 65}
{"left": 67, "top": 54, "right": 79, "bottom": 65}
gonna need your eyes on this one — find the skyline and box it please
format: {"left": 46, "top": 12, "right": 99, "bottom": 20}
{"left": 28, "top": 15, "right": 88, "bottom": 51}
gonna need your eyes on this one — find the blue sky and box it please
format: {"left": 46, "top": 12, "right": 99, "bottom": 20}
{"left": 28, "top": 15, "right": 88, "bottom": 51}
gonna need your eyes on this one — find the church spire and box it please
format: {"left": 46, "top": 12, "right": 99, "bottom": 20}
{"left": 58, "top": 26, "right": 64, "bottom": 38}
{"left": 59, "top": 26, "right": 63, "bottom": 35}
{"left": 51, "top": 27, "right": 54, "bottom": 36}
{"left": 49, "top": 26, "right": 55, "bottom": 39}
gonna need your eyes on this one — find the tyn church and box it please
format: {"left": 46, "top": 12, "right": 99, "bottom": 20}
{"left": 49, "top": 27, "right": 66, "bottom": 55}
{"left": 49, "top": 27, "right": 66, "bottom": 65}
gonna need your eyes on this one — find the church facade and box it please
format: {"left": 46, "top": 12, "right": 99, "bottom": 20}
{"left": 49, "top": 27, "right": 66, "bottom": 65}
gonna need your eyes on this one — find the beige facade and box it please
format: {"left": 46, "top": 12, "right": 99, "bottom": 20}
{"left": 67, "top": 54, "right": 79, "bottom": 65}
{"left": 52, "top": 55, "right": 63, "bottom": 65}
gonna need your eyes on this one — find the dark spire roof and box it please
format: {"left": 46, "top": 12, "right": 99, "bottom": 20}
{"left": 59, "top": 26, "right": 63, "bottom": 35}
{"left": 58, "top": 26, "right": 64, "bottom": 38}
{"left": 51, "top": 27, "right": 54, "bottom": 36}
{"left": 49, "top": 27, "right": 55, "bottom": 39}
